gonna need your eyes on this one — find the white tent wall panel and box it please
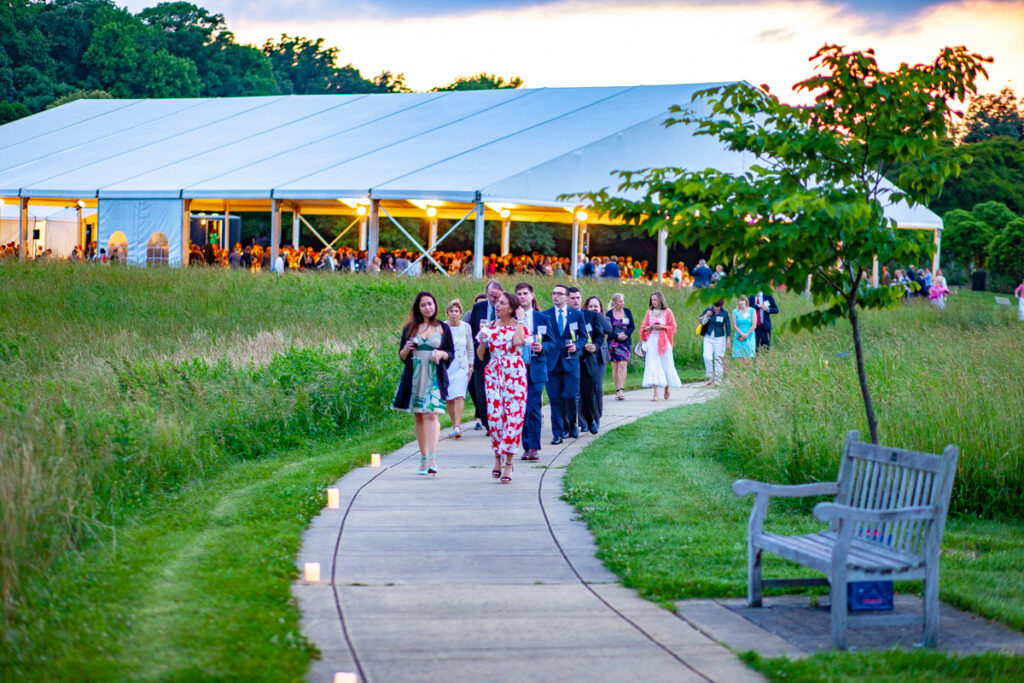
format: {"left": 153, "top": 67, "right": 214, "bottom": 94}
{"left": 279, "top": 87, "right": 640, "bottom": 196}
{"left": 481, "top": 116, "right": 748, "bottom": 203}
{"left": 0, "top": 99, "right": 210, "bottom": 176}
{"left": 98, "top": 199, "right": 182, "bottom": 266}
{"left": 0, "top": 99, "right": 143, "bottom": 155}
{"left": 96, "top": 94, "right": 395, "bottom": 196}
{"left": 14, "top": 97, "right": 336, "bottom": 197}
{"left": 186, "top": 90, "right": 528, "bottom": 195}
{"left": 0, "top": 219, "right": 19, "bottom": 245}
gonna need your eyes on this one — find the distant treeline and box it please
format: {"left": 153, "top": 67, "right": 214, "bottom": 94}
{"left": 0, "top": 0, "right": 522, "bottom": 123}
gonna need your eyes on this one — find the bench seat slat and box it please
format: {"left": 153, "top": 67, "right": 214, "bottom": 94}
{"left": 758, "top": 532, "right": 924, "bottom": 572}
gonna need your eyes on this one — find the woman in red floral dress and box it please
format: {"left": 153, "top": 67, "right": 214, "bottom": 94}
{"left": 476, "top": 291, "right": 530, "bottom": 483}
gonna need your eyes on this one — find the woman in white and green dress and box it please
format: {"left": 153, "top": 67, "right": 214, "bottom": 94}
{"left": 393, "top": 291, "right": 455, "bottom": 475}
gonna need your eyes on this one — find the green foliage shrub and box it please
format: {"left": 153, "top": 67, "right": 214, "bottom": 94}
{"left": 987, "top": 217, "right": 1024, "bottom": 285}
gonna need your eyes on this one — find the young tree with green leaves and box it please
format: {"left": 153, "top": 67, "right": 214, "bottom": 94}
{"left": 432, "top": 72, "right": 523, "bottom": 91}
{"left": 579, "top": 45, "right": 989, "bottom": 444}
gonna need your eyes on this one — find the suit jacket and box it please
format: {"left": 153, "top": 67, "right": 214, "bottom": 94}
{"left": 748, "top": 294, "right": 779, "bottom": 331}
{"left": 603, "top": 262, "right": 621, "bottom": 278}
{"left": 541, "top": 306, "right": 584, "bottom": 376}
{"left": 468, "top": 299, "right": 496, "bottom": 370}
{"left": 522, "top": 309, "right": 556, "bottom": 383}
{"left": 580, "top": 309, "right": 611, "bottom": 372}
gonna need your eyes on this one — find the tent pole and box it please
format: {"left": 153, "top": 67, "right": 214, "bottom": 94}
{"left": 181, "top": 198, "right": 191, "bottom": 267}
{"left": 501, "top": 219, "right": 510, "bottom": 256}
{"left": 570, "top": 214, "right": 579, "bottom": 279}
{"left": 872, "top": 255, "right": 879, "bottom": 287}
{"left": 473, "top": 201, "right": 485, "bottom": 278}
{"left": 77, "top": 205, "right": 84, "bottom": 253}
{"left": 292, "top": 210, "right": 300, "bottom": 249}
{"left": 657, "top": 228, "right": 668, "bottom": 280}
{"left": 270, "top": 199, "right": 281, "bottom": 268}
{"left": 223, "top": 202, "right": 231, "bottom": 251}
{"left": 932, "top": 228, "right": 941, "bottom": 273}
{"left": 19, "top": 197, "right": 29, "bottom": 261}
{"left": 359, "top": 218, "right": 367, "bottom": 251}
{"left": 428, "top": 218, "right": 438, "bottom": 251}
{"left": 367, "top": 200, "right": 379, "bottom": 271}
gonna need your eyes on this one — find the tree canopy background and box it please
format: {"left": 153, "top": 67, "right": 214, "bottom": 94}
{"left": 0, "top": 0, "right": 522, "bottom": 123}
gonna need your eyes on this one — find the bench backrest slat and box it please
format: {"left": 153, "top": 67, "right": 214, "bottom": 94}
{"left": 834, "top": 431, "right": 957, "bottom": 559}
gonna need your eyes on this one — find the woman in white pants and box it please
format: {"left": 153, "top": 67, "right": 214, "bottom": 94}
{"left": 699, "top": 300, "right": 731, "bottom": 385}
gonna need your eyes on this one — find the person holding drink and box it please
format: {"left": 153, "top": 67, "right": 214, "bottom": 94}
{"left": 393, "top": 292, "right": 455, "bottom": 475}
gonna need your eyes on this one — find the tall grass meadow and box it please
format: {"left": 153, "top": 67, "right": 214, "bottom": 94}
{"left": 0, "top": 261, "right": 698, "bottom": 617}
{"left": 719, "top": 291, "right": 1024, "bottom": 519}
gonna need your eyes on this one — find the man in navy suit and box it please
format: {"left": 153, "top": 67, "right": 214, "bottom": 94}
{"left": 749, "top": 291, "right": 779, "bottom": 351}
{"left": 603, "top": 255, "right": 621, "bottom": 279}
{"left": 515, "top": 282, "right": 556, "bottom": 461}
{"left": 543, "top": 284, "right": 585, "bottom": 444}
{"left": 467, "top": 280, "right": 505, "bottom": 432}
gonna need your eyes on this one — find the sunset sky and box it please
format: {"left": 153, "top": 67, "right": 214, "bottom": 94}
{"left": 125, "top": 0, "right": 1022, "bottom": 99}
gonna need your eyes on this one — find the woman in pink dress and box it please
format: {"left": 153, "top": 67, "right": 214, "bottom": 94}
{"left": 476, "top": 292, "right": 530, "bottom": 483}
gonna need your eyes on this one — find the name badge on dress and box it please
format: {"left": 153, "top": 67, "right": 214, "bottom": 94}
{"left": 625, "top": 318, "right": 630, "bottom": 326}
{"left": 716, "top": 315, "right": 724, "bottom": 323}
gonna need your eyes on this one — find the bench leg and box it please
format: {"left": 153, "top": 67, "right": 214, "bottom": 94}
{"left": 830, "top": 578, "right": 848, "bottom": 650}
{"left": 748, "top": 545, "right": 762, "bottom": 607}
{"left": 923, "top": 568, "right": 939, "bottom": 647}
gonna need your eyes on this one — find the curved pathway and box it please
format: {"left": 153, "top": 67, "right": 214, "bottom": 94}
{"left": 293, "top": 384, "right": 763, "bottom": 682}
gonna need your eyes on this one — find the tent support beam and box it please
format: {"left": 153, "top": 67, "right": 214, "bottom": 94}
{"left": 872, "top": 255, "right": 879, "bottom": 287}
{"left": 657, "top": 228, "right": 668, "bottom": 281}
{"left": 428, "top": 218, "right": 438, "bottom": 250}
{"left": 501, "top": 219, "right": 510, "bottom": 256}
{"left": 223, "top": 202, "right": 231, "bottom": 250}
{"left": 932, "top": 228, "right": 941, "bottom": 273}
{"left": 181, "top": 198, "right": 191, "bottom": 267}
{"left": 367, "top": 200, "right": 379, "bottom": 269}
{"left": 380, "top": 205, "right": 449, "bottom": 277}
{"left": 270, "top": 199, "right": 281, "bottom": 267}
{"left": 18, "top": 197, "right": 30, "bottom": 262}
{"left": 359, "top": 218, "right": 367, "bottom": 251}
{"left": 401, "top": 205, "right": 476, "bottom": 276}
{"left": 292, "top": 210, "right": 300, "bottom": 249}
{"left": 570, "top": 214, "right": 579, "bottom": 279}
{"left": 473, "top": 202, "right": 484, "bottom": 278}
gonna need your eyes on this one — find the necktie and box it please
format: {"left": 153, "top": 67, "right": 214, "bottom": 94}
{"left": 522, "top": 312, "right": 531, "bottom": 364}
{"left": 558, "top": 308, "right": 565, "bottom": 335}
{"left": 489, "top": 304, "right": 495, "bottom": 321}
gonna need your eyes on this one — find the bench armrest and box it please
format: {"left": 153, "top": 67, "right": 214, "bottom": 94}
{"left": 813, "top": 503, "right": 938, "bottom": 523}
{"left": 733, "top": 479, "right": 838, "bottom": 499}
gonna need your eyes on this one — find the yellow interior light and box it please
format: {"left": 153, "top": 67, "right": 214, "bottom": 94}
{"left": 575, "top": 210, "right": 588, "bottom": 222}
{"left": 356, "top": 205, "right": 367, "bottom": 216}
{"left": 426, "top": 207, "right": 437, "bottom": 218}
{"left": 500, "top": 209, "right": 511, "bottom": 219}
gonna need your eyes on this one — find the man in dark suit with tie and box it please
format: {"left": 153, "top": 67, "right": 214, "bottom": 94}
{"left": 749, "top": 290, "right": 779, "bottom": 351}
{"left": 515, "top": 282, "right": 556, "bottom": 461}
{"left": 543, "top": 284, "right": 585, "bottom": 444}
{"left": 468, "top": 280, "right": 505, "bottom": 432}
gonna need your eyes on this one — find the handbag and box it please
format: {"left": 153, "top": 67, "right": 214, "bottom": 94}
{"left": 634, "top": 339, "right": 647, "bottom": 357}
{"left": 696, "top": 323, "right": 706, "bottom": 336}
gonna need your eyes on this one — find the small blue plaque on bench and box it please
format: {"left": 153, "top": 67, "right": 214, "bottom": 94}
{"left": 848, "top": 581, "right": 894, "bottom": 611}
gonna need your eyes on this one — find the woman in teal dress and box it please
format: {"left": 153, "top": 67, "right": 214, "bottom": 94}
{"left": 393, "top": 292, "right": 455, "bottom": 475}
{"left": 731, "top": 296, "right": 757, "bottom": 360}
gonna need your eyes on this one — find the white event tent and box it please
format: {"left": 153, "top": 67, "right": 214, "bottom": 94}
{"left": 0, "top": 84, "right": 943, "bottom": 275}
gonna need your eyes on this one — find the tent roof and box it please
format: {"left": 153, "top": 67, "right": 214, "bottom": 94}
{"left": 0, "top": 85, "right": 941, "bottom": 228}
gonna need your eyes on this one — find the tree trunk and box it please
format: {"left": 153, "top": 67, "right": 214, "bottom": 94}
{"left": 847, "top": 302, "right": 879, "bottom": 444}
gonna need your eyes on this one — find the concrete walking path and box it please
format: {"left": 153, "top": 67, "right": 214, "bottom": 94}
{"left": 292, "top": 383, "right": 766, "bottom": 682}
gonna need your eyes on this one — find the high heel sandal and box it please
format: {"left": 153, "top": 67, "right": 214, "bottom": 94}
{"left": 500, "top": 461, "right": 513, "bottom": 484}
{"left": 418, "top": 455, "right": 428, "bottom": 476}
{"left": 616, "top": 388, "right": 625, "bottom": 401}
{"left": 427, "top": 454, "right": 438, "bottom": 475}
{"left": 492, "top": 456, "right": 502, "bottom": 479}
{"left": 664, "top": 387, "right": 671, "bottom": 400}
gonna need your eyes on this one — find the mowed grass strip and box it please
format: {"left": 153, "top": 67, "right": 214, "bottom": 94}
{"left": 3, "top": 416, "right": 409, "bottom": 681}
{"left": 564, "top": 404, "right": 1024, "bottom": 680}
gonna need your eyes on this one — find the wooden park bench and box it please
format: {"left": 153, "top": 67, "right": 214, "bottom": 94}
{"left": 733, "top": 431, "right": 959, "bottom": 649}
